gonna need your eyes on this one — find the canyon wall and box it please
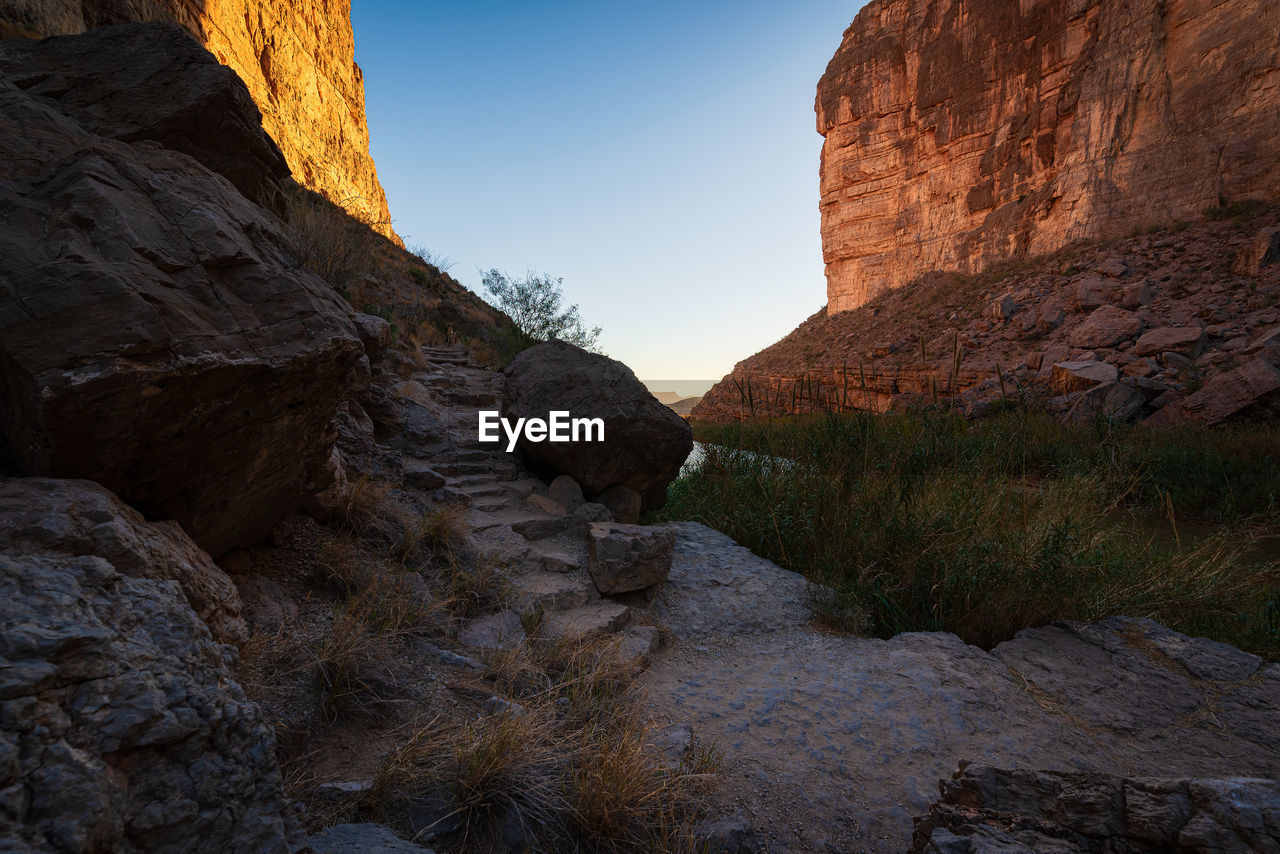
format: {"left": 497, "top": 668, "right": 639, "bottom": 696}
{"left": 818, "top": 0, "right": 1280, "bottom": 312}
{"left": 0, "top": 0, "right": 396, "bottom": 238}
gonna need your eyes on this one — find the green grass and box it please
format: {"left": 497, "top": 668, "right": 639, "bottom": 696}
{"left": 655, "top": 410, "right": 1280, "bottom": 657}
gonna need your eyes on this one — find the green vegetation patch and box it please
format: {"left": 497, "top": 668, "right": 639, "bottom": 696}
{"left": 655, "top": 410, "right": 1280, "bottom": 658}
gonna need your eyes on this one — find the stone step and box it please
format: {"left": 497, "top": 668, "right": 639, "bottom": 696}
{"left": 455, "top": 482, "right": 505, "bottom": 497}
{"left": 545, "top": 602, "right": 630, "bottom": 639}
{"left": 469, "top": 510, "right": 564, "bottom": 540}
{"left": 512, "top": 574, "right": 595, "bottom": 613}
{"left": 437, "top": 487, "right": 473, "bottom": 507}
{"left": 448, "top": 391, "right": 500, "bottom": 406}
{"left": 443, "top": 448, "right": 492, "bottom": 463}
{"left": 472, "top": 498, "right": 510, "bottom": 513}
{"left": 449, "top": 474, "right": 497, "bottom": 487}
{"left": 434, "top": 461, "right": 493, "bottom": 477}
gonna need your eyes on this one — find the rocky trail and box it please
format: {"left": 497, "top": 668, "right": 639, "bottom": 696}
{"left": 398, "top": 346, "right": 662, "bottom": 659}
{"left": 374, "top": 348, "right": 1280, "bottom": 854}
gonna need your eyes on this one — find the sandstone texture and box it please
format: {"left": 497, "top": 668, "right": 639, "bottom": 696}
{"left": 912, "top": 765, "right": 1280, "bottom": 853}
{"left": 640, "top": 523, "right": 1280, "bottom": 853}
{"left": 0, "top": 25, "right": 364, "bottom": 555}
{"left": 0, "top": 478, "right": 247, "bottom": 643}
{"left": 0, "top": 552, "right": 293, "bottom": 852}
{"left": 694, "top": 213, "right": 1280, "bottom": 424}
{"left": 502, "top": 340, "right": 692, "bottom": 511}
{"left": 0, "top": 0, "right": 396, "bottom": 235}
{"left": 817, "top": 0, "right": 1280, "bottom": 312}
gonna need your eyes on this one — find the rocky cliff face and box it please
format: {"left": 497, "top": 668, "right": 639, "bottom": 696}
{"left": 818, "top": 0, "right": 1280, "bottom": 312}
{"left": 0, "top": 23, "right": 366, "bottom": 556}
{"left": 693, "top": 211, "right": 1280, "bottom": 422}
{"left": 0, "top": 0, "right": 396, "bottom": 238}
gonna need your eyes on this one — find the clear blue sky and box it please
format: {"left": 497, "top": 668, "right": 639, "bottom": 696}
{"left": 351, "top": 1, "right": 866, "bottom": 382}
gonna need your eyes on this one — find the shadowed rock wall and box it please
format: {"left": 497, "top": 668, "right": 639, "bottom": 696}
{"left": 0, "top": 0, "right": 397, "bottom": 238}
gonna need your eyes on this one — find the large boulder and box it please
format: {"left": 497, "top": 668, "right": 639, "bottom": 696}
{"left": 1178, "top": 359, "right": 1280, "bottom": 424}
{"left": 1067, "top": 305, "right": 1142, "bottom": 349}
{"left": 0, "top": 27, "right": 364, "bottom": 556}
{"left": 502, "top": 341, "right": 692, "bottom": 510}
{"left": 1049, "top": 360, "right": 1118, "bottom": 393}
{"left": 1233, "top": 226, "right": 1280, "bottom": 276}
{"left": 0, "top": 23, "right": 289, "bottom": 212}
{"left": 0, "top": 477, "right": 247, "bottom": 643}
{"left": 0, "top": 552, "right": 295, "bottom": 852}
{"left": 1132, "top": 326, "right": 1207, "bottom": 358}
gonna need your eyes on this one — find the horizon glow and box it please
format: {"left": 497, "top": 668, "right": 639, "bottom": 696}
{"left": 351, "top": 1, "right": 869, "bottom": 381}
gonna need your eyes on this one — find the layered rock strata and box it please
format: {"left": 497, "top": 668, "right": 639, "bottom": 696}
{"left": 0, "top": 24, "right": 364, "bottom": 556}
{"left": 817, "top": 0, "right": 1280, "bottom": 312}
{"left": 0, "top": 0, "right": 396, "bottom": 236}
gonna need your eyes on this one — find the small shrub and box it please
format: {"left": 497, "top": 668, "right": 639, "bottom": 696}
{"left": 1202, "top": 198, "right": 1266, "bottom": 221}
{"left": 480, "top": 269, "right": 602, "bottom": 353}
{"left": 408, "top": 245, "right": 456, "bottom": 273}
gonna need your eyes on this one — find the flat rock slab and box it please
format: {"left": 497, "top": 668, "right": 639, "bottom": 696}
{"left": 511, "top": 573, "right": 594, "bottom": 613}
{"left": 544, "top": 601, "right": 630, "bottom": 639}
{"left": 457, "top": 609, "right": 526, "bottom": 650}
{"left": 307, "top": 823, "right": 435, "bottom": 853}
{"left": 640, "top": 524, "right": 1280, "bottom": 854}
{"left": 647, "top": 522, "right": 810, "bottom": 638}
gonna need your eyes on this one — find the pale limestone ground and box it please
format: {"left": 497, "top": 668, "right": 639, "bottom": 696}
{"left": 638, "top": 523, "right": 1280, "bottom": 853}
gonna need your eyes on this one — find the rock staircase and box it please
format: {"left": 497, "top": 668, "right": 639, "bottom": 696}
{"left": 401, "top": 345, "right": 658, "bottom": 658}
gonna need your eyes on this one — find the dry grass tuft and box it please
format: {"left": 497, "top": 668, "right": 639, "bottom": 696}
{"left": 315, "top": 537, "right": 370, "bottom": 595}
{"left": 284, "top": 188, "right": 385, "bottom": 288}
{"left": 334, "top": 475, "right": 394, "bottom": 535}
{"left": 314, "top": 600, "right": 385, "bottom": 724}
{"left": 360, "top": 634, "right": 719, "bottom": 852}
{"left": 441, "top": 554, "right": 509, "bottom": 620}
{"left": 312, "top": 565, "right": 433, "bottom": 724}
{"left": 393, "top": 504, "right": 470, "bottom": 562}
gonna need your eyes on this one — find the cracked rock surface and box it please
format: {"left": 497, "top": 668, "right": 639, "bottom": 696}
{"left": 639, "top": 524, "right": 1280, "bottom": 853}
{"left": 0, "top": 553, "right": 293, "bottom": 853}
